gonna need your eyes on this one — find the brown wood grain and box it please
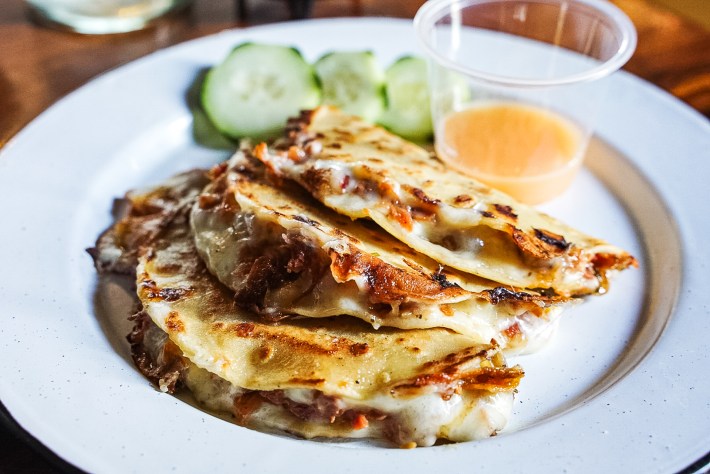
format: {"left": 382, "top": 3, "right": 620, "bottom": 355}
{"left": 0, "top": 0, "right": 708, "bottom": 471}
{"left": 1, "top": 0, "right": 707, "bottom": 147}
{"left": 613, "top": 0, "right": 710, "bottom": 114}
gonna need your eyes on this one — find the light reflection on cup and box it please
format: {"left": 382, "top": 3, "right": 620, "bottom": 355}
{"left": 26, "top": 0, "right": 191, "bottom": 34}
{"left": 414, "top": 0, "right": 637, "bottom": 204}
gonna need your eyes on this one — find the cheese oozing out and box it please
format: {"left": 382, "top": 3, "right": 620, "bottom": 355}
{"left": 190, "top": 152, "right": 567, "bottom": 352}
{"left": 255, "top": 106, "right": 637, "bottom": 297}
{"left": 142, "top": 318, "right": 514, "bottom": 447}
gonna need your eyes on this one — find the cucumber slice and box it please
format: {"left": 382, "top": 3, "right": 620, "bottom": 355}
{"left": 188, "top": 68, "right": 236, "bottom": 149}
{"left": 314, "top": 51, "right": 385, "bottom": 122}
{"left": 202, "top": 43, "right": 320, "bottom": 140}
{"left": 378, "top": 56, "right": 433, "bottom": 141}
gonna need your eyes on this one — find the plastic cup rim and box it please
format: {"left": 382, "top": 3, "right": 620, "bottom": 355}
{"left": 413, "top": 0, "right": 638, "bottom": 88}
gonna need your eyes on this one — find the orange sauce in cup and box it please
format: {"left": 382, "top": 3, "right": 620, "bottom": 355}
{"left": 436, "top": 102, "right": 584, "bottom": 204}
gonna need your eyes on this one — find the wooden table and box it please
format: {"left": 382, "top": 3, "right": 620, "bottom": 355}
{"left": 0, "top": 0, "right": 708, "bottom": 471}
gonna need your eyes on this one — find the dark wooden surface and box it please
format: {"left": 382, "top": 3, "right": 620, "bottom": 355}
{"left": 0, "top": 0, "right": 708, "bottom": 471}
{"left": 1, "top": 0, "right": 708, "bottom": 150}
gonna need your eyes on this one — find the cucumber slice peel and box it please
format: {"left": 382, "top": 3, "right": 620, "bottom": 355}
{"left": 201, "top": 43, "right": 320, "bottom": 140}
{"left": 379, "top": 56, "right": 434, "bottom": 141}
{"left": 187, "top": 68, "right": 236, "bottom": 149}
{"left": 314, "top": 51, "right": 386, "bottom": 123}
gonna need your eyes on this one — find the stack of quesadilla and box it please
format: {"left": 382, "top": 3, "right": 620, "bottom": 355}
{"left": 90, "top": 106, "right": 636, "bottom": 448}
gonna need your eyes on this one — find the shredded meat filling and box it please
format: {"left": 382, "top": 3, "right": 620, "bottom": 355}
{"left": 259, "top": 390, "right": 345, "bottom": 423}
{"left": 329, "top": 247, "right": 466, "bottom": 304}
{"left": 130, "top": 315, "right": 393, "bottom": 435}
{"left": 257, "top": 390, "right": 388, "bottom": 430}
{"left": 127, "top": 311, "right": 187, "bottom": 393}
{"left": 233, "top": 235, "right": 328, "bottom": 317}
{"left": 87, "top": 170, "right": 209, "bottom": 274}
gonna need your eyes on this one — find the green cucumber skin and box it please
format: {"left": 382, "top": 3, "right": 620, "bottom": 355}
{"left": 201, "top": 43, "right": 320, "bottom": 140}
{"left": 198, "top": 43, "right": 445, "bottom": 143}
{"left": 187, "top": 68, "right": 237, "bottom": 150}
{"left": 379, "top": 56, "right": 434, "bottom": 142}
{"left": 314, "top": 51, "right": 386, "bottom": 123}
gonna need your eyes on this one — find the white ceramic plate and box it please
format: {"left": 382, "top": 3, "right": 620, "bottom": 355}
{"left": 0, "top": 18, "right": 708, "bottom": 474}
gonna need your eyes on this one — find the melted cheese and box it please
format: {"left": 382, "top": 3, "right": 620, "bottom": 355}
{"left": 256, "top": 106, "right": 637, "bottom": 296}
{"left": 182, "top": 352, "right": 514, "bottom": 447}
{"left": 137, "top": 223, "right": 522, "bottom": 446}
{"left": 190, "top": 152, "right": 568, "bottom": 350}
{"left": 138, "top": 220, "right": 525, "bottom": 401}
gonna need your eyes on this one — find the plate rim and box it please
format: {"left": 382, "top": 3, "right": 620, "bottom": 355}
{"left": 1, "top": 17, "right": 709, "bottom": 474}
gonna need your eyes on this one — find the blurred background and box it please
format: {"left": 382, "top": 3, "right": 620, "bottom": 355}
{"left": 655, "top": 0, "right": 710, "bottom": 29}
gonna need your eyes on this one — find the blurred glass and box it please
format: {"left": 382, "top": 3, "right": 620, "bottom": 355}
{"left": 27, "top": 0, "right": 191, "bottom": 34}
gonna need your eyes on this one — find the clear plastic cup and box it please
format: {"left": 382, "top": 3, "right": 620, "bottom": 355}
{"left": 414, "top": 0, "right": 637, "bottom": 204}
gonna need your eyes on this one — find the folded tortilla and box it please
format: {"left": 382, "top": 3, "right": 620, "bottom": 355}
{"left": 191, "top": 151, "right": 567, "bottom": 351}
{"left": 255, "top": 106, "right": 637, "bottom": 296}
{"left": 134, "top": 215, "right": 524, "bottom": 447}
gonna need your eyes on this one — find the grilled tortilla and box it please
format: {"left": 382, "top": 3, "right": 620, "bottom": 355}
{"left": 255, "top": 106, "right": 637, "bottom": 296}
{"left": 88, "top": 169, "right": 209, "bottom": 274}
{"left": 191, "top": 151, "right": 567, "bottom": 351}
{"left": 135, "top": 214, "right": 524, "bottom": 447}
